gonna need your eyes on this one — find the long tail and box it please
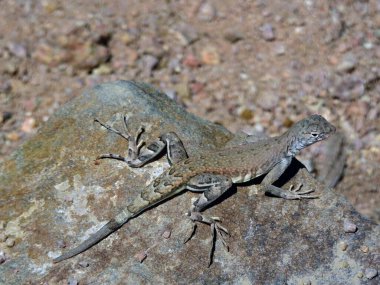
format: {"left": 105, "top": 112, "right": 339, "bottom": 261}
{"left": 53, "top": 213, "right": 132, "bottom": 263}
{"left": 53, "top": 165, "right": 188, "bottom": 263}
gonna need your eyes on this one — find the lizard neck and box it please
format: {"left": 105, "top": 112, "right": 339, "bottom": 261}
{"left": 281, "top": 130, "right": 303, "bottom": 156}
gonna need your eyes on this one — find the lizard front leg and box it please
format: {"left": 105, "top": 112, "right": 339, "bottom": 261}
{"left": 95, "top": 116, "right": 188, "bottom": 167}
{"left": 184, "top": 174, "right": 233, "bottom": 266}
{"left": 263, "top": 157, "right": 318, "bottom": 199}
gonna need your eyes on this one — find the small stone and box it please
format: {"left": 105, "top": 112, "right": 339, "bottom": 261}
{"left": 6, "top": 131, "right": 21, "bottom": 142}
{"left": 224, "top": 29, "right": 244, "bottom": 43}
{"left": 168, "top": 58, "right": 181, "bottom": 73}
{"left": 0, "top": 221, "right": 5, "bottom": 230}
{"left": 340, "top": 261, "right": 349, "bottom": 268}
{"left": 201, "top": 46, "right": 220, "bottom": 65}
{"left": 5, "top": 238, "right": 15, "bottom": 247}
{"left": 339, "top": 241, "right": 348, "bottom": 251}
{"left": 183, "top": 54, "right": 201, "bottom": 68}
{"left": 4, "top": 62, "right": 18, "bottom": 75}
{"left": 344, "top": 219, "right": 357, "bottom": 233}
{"left": 256, "top": 91, "right": 279, "bottom": 111}
{"left": 67, "top": 277, "right": 79, "bottom": 285}
{"left": 0, "top": 111, "right": 12, "bottom": 124}
{"left": 197, "top": 1, "right": 216, "bottom": 21}
{"left": 238, "top": 107, "right": 254, "bottom": 121}
{"left": 189, "top": 82, "right": 204, "bottom": 94}
{"left": 364, "top": 268, "right": 378, "bottom": 279}
{"left": 260, "top": 23, "right": 276, "bottom": 41}
{"left": 139, "top": 55, "right": 159, "bottom": 77}
{"left": 21, "top": 117, "right": 36, "bottom": 133}
{"left": 135, "top": 251, "right": 147, "bottom": 263}
{"left": 57, "top": 239, "right": 66, "bottom": 249}
{"left": 336, "top": 54, "right": 357, "bottom": 73}
{"left": 175, "top": 83, "right": 190, "bottom": 100}
{"left": 274, "top": 43, "right": 286, "bottom": 55}
{"left": 360, "top": 245, "right": 369, "bottom": 253}
{"left": 78, "top": 260, "right": 90, "bottom": 267}
{"left": 92, "top": 64, "right": 112, "bottom": 75}
{"left": 174, "top": 23, "right": 199, "bottom": 46}
{"left": 0, "top": 251, "right": 6, "bottom": 264}
{"left": 7, "top": 42, "right": 27, "bottom": 58}
{"left": 0, "top": 233, "right": 8, "bottom": 242}
{"left": 162, "top": 230, "right": 171, "bottom": 239}
{"left": 357, "top": 272, "right": 363, "bottom": 278}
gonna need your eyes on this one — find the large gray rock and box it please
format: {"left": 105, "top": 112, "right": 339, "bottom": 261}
{"left": 0, "top": 81, "right": 378, "bottom": 284}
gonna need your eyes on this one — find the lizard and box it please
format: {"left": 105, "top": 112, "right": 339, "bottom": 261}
{"left": 53, "top": 114, "right": 336, "bottom": 265}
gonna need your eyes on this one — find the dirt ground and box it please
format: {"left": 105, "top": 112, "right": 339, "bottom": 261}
{"left": 0, "top": 1, "right": 379, "bottom": 222}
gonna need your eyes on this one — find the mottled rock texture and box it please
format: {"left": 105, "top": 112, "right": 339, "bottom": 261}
{"left": 0, "top": 81, "right": 378, "bottom": 284}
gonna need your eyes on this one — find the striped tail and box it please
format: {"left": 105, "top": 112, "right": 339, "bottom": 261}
{"left": 53, "top": 212, "right": 132, "bottom": 263}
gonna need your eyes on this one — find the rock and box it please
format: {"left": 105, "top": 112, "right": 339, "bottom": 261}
{"left": 336, "top": 54, "right": 357, "bottom": 73}
{"left": 256, "top": 91, "right": 279, "bottom": 110}
{"left": 138, "top": 54, "right": 159, "bottom": 77}
{"left": 7, "top": 42, "right": 27, "bottom": 58}
{"left": 0, "top": 81, "right": 378, "bottom": 284}
{"left": 364, "top": 268, "right": 378, "bottom": 280}
{"left": 201, "top": 46, "right": 220, "bottom": 65}
{"left": 344, "top": 219, "right": 358, "bottom": 233}
{"left": 173, "top": 22, "right": 199, "bottom": 46}
{"left": 224, "top": 29, "right": 244, "bottom": 43}
{"left": 260, "top": 23, "right": 276, "bottom": 41}
{"left": 197, "top": 1, "right": 216, "bottom": 22}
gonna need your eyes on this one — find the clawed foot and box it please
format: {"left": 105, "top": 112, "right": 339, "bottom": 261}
{"left": 288, "top": 183, "right": 319, "bottom": 199}
{"left": 94, "top": 116, "right": 145, "bottom": 162}
{"left": 184, "top": 211, "right": 230, "bottom": 267}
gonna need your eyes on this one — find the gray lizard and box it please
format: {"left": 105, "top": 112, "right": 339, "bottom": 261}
{"left": 53, "top": 114, "right": 336, "bottom": 265}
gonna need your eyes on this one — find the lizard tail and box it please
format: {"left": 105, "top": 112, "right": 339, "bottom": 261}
{"left": 53, "top": 216, "right": 129, "bottom": 263}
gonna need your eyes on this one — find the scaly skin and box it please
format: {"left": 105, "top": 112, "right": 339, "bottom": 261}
{"left": 53, "top": 114, "right": 335, "bottom": 263}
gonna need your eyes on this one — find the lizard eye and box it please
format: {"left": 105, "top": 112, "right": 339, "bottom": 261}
{"left": 311, "top": 132, "right": 318, "bottom": 137}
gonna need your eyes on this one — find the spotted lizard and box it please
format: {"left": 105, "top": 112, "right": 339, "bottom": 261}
{"left": 53, "top": 114, "right": 336, "bottom": 265}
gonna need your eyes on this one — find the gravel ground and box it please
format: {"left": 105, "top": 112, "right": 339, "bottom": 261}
{"left": 0, "top": 0, "right": 379, "bottom": 221}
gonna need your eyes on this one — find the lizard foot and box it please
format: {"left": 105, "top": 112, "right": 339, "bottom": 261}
{"left": 288, "top": 184, "right": 319, "bottom": 199}
{"left": 95, "top": 116, "right": 145, "bottom": 162}
{"left": 185, "top": 211, "right": 230, "bottom": 267}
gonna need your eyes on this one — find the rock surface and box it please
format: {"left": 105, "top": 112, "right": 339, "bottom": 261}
{"left": 0, "top": 81, "right": 378, "bottom": 284}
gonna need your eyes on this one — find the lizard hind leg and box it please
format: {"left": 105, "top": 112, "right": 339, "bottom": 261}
{"left": 95, "top": 116, "right": 167, "bottom": 167}
{"left": 185, "top": 174, "right": 233, "bottom": 266}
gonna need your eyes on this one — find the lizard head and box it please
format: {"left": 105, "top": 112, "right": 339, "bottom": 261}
{"left": 288, "top": 114, "right": 336, "bottom": 154}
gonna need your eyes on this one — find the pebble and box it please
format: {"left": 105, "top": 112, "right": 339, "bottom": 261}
{"left": 0, "top": 251, "right": 6, "bottom": 264}
{"left": 238, "top": 107, "right": 254, "bottom": 121}
{"left": 335, "top": 75, "right": 365, "bottom": 101}
{"left": 0, "top": 233, "right": 7, "bottom": 242}
{"left": 197, "top": 1, "right": 216, "bottom": 22}
{"left": 174, "top": 23, "right": 199, "bottom": 46}
{"left": 0, "top": 221, "right": 5, "bottom": 230}
{"left": 224, "top": 29, "right": 244, "bottom": 43}
{"left": 21, "top": 117, "right": 36, "bottom": 133}
{"left": 183, "top": 54, "right": 201, "bottom": 68}
{"left": 364, "top": 268, "right": 378, "bottom": 279}
{"left": 92, "top": 64, "right": 112, "bottom": 75}
{"left": 78, "top": 260, "right": 90, "bottom": 267}
{"left": 260, "top": 23, "right": 276, "bottom": 41}
{"left": 201, "top": 46, "right": 220, "bottom": 65}
{"left": 175, "top": 83, "right": 190, "bottom": 100}
{"left": 135, "top": 251, "right": 147, "bottom": 263}
{"left": 162, "top": 230, "right": 171, "bottom": 239}
{"left": 338, "top": 241, "right": 348, "bottom": 251}
{"left": 5, "top": 238, "right": 15, "bottom": 247}
{"left": 274, "top": 43, "right": 286, "bottom": 55}
{"left": 256, "top": 91, "right": 279, "bottom": 110}
{"left": 336, "top": 54, "right": 357, "bottom": 73}
{"left": 7, "top": 42, "right": 27, "bottom": 58}
{"left": 344, "top": 219, "right": 357, "bottom": 233}
{"left": 359, "top": 245, "right": 369, "bottom": 253}
{"left": 67, "top": 277, "right": 79, "bottom": 285}
{"left": 139, "top": 55, "right": 159, "bottom": 77}
{"left": 6, "top": 132, "right": 21, "bottom": 142}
